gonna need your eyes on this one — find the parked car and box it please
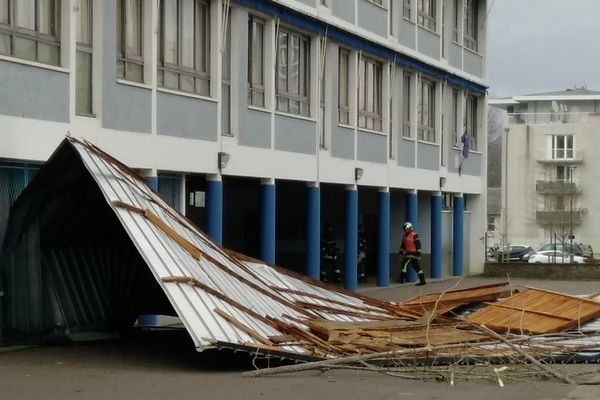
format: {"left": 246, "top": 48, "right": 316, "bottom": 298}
{"left": 493, "top": 245, "right": 534, "bottom": 262}
{"left": 578, "top": 243, "right": 594, "bottom": 258}
{"left": 537, "top": 243, "right": 585, "bottom": 257}
{"left": 528, "top": 250, "right": 585, "bottom": 264}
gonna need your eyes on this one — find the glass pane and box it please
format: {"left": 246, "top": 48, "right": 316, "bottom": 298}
{"left": 277, "top": 32, "right": 287, "bottom": 94}
{"left": 17, "top": 0, "right": 35, "bottom": 30}
{"left": 116, "top": 0, "right": 122, "bottom": 54}
{"left": 127, "top": 63, "right": 143, "bottom": 82}
{"left": 163, "top": 0, "right": 178, "bottom": 64}
{"left": 251, "top": 20, "right": 263, "bottom": 86}
{"left": 76, "top": 51, "right": 92, "bottom": 115}
{"left": 164, "top": 70, "right": 179, "bottom": 89}
{"left": 0, "top": 0, "right": 8, "bottom": 24}
{"left": 77, "top": 0, "right": 91, "bottom": 45}
{"left": 358, "top": 59, "right": 365, "bottom": 112}
{"left": 221, "top": 12, "right": 231, "bottom": 80}
{"left": 195, "top": 76, "right": 209, "bottom": 96}
{"left": 14, "top": 37, "right": 36, "bottom": 61}
{"left": 37, "top": 0, "right": 56, "bottom": 35}
{"left": 338, "top": 51, "right": 348, "bottom": 108}
{"left": 180, "top": 73, "right": 194, "bottom": 92}
{"left": 0, "top": 33, "right": 10, "bottom": 55}
{"left": 181, "top": 0, "right": 194, "bottom": 68}
{"left": 195, "top": 1, "right": 208, "bottom": 73}
{"left": 126, "top": 0, "right": 142, "bottom": 56}
{"left": 289, "top": 34, "right": 299, "bottom": 95}
{"left": 38, "top": 42, "right": 60, "bottom": 65}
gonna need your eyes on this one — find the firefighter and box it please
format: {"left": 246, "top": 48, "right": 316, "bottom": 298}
{"left": 357, "top": 224, "right": 368, "bottom": 283}
{"left": 321, "top": 223, "right": 340, "bottom": 282}
{"left": 397, "top": 221, "right": 426, "bottom": 286}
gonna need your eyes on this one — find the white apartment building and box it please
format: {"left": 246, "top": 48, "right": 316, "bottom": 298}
{"left": 0, "top": 0, "right": 488, "bottom": 291}
{"left": 490, "top": 88, "right": 600, "bottom": 253}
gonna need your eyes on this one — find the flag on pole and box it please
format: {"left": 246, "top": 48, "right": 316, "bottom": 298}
{"left": 458, "top": 130, "right": 469, "bottom": 175}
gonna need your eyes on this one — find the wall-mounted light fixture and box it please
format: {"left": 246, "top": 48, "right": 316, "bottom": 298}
{"left": 355, "top": 167, "right": 364, "bottom": 182}
{"left": 218, "top": 151, "right": 230, "bottom": 170}
{"left": 439, "top": 176, "right": 446, "bottom": 189}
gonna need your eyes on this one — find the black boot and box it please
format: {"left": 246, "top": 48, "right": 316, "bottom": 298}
{"left": 396, "top": 272, "right": 406, "bottom": 284}
{"left": 415, "top": 273, "right": 426, "bottom": 286}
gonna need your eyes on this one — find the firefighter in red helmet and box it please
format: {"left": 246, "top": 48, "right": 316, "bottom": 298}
{"left": 397, "top": 221, "right": 426, "bottom": 286}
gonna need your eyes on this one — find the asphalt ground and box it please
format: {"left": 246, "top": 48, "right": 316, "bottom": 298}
{"left": 1, "top": 276, "right": 600, "bottom": 400}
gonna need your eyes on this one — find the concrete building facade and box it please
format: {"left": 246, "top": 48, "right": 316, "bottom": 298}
{"left": 490, "top": 88, "right": 600, "bottom": 254}
{"left": 0, "top": 0, "right": 488, "bottom": 290}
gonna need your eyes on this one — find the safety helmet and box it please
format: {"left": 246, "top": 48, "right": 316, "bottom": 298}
{"left": 403, "top": 222, "right": 413, "bottom": 232}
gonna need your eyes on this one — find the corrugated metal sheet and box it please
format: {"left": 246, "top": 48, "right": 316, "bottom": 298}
{"left": 69, "top": 138, "right": 394, "bottom": 357}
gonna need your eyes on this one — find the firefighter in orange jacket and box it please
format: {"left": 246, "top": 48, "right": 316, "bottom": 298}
{"left": 397, "top": 222, "right": 426, "bottom": 286}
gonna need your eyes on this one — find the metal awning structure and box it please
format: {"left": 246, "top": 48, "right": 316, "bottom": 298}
{"left": 1, "top": 137, "right": 408, "bottom": 359}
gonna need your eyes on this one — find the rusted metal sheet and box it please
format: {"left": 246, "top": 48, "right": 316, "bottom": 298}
{"left": 466, "top": 287, "right": 600, "bottom": 334}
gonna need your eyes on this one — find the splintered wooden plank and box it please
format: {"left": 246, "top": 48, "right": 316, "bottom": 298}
{"left": 331, "top": 327, "right": 486, "bottom": 348}
{"left": 466, "top": 287, "right": 600, "bottom": 334}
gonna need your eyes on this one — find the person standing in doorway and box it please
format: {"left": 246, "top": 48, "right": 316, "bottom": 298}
{"left": 397, "top": 221, "right": 426, "bottom": 286}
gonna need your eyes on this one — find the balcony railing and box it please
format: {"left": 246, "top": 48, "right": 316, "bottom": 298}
{"left": 535, "top": 148, "right": 583, "bottom": 163}
{"left": 536, "top": 210, "right": 582, "bottom": 225}
{"left": 535, "top": 179, "right": 583, "bottom": 194}
{"left": 506, "top": 112, "right": 600, "bottom": 125}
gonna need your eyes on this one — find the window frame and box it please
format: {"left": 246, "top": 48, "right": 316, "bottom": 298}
{"left": 451, "top": 89, "right": 459, "bottom": 145}
{"left": 552, "top": 134, "right": 574, "bottom": 160}
{"left": 464, "top": 0, "right": 478, "bottom": 52}
{"left": 417, "top": 0, "right": 436, "bottom": 32}
{"left": 357, "top": 54, "right": 383, "bottom": 132}
{"left": 452, "top": 0, "right": 459, "bottom": 42}
{"left": 0, "top": 0, "right": 61, "bottom": 66}
{"left": 158, "top": 0, "right": 211, "bottom": 96}
{"left": 117, "top": 0, "right": 144, "bottom": 83}
{"left": 76, "top": 0, "right": 93, "bottom": 116}
{"left": 275, "top": 27, "right": 311, "bottom": 117}
{"left": 417, "top": 76, "right": 435, "bottom": 142}
{"left": 465, "top": 93, "right": 478, "bottom": 151}
{"left": 247, "top": 14, "right": 265, "bottom": 108}
{"left": 402, "top": 71, "right": 411, "bottom": 138}
{"left": 221, "top": 7, "right": 231, "bottom": 136}
{"left": 403, "top": 0, "right": 411, "bottom": 19}
{"left": 338, "top": 47, "right": 350, "bottom": 125}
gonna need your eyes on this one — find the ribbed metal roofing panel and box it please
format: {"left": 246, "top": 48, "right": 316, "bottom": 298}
{"left": 69, "top": 138, "right": 393, "bottom": 357}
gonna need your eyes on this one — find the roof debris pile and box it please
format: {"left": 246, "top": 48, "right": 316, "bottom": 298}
{"left": 7, "top": 138, "right": 599, "bottom": 385}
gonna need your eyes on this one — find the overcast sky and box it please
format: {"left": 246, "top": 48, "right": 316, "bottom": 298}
{"left": 487, "top": 0, "right": 600, "bottom": 98}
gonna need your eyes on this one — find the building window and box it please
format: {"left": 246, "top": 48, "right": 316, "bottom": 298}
{"left": 319, "top": 44, "right": 326, "bottom": 147}
{"left": 358, "top": 55, "right": 382, "bottom": 131}
{"left": 452, "top": 0, "right": 459, "bottom": 42}
{"left": 465, "top": 94, "right": 477, "bottom": 151}
{"left": 403, "top": 0, "right": 411, "bottom": 19}
{"left": 417, "top": 0, "right": 436, "bottom": 31}
{"left": 487, "top": 216, "right": 495, "bottom": 232}
{"left": 338, "top": 48, "right": 350, "bottom": 125}
{"left": 552, "top": 135, "right": 574, "bottom": 160}
{"left": 417, "top": 77, "right": 435, "bottom": 142}
{"left": 221, "top": 9, "right": 231, "bottom": 136}
{"left": 451, "top": 89, "right": 459, "bottom": 145}
{"left": 117, "top": 0, "right": 144, "bottom": 83}
{"left": 442, "top": 193, "right": 453, "bottom": 209}
{"left": 0, "top": 0, "right": 61, "bottom": 65}
{"left": 76, "top": 0, "right": 93, "bottom": 116}
{"left": 159, "top": 0, "right": 211, "bottom": 96}
{"left": 158, "top": 173, "right": 182, "bottom": 212}
{"left": 464, "top": 0, "right": 478, "bottom": 51}
{"left": 248, "top": 15, "right": 265, "bottom": 107}
{"left": 276, "top": 28, "right": 311, "bottom": 117}
{"left": 402, "top": 72, "right": 411, "bottom": 137}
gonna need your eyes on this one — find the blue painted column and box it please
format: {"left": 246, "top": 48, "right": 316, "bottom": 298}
{"left": 344, "top": 185, "right": 358, "bottom": 291}
{"left": 139, "top": 172, "right": 159, "bottom": 326}
{"left": 305, "top": 183, "right": 320, "bottom": 280}
{"left": 205, "top": 175, "right": 223, "bottom": 245}
{"left": 405, "top": 190, "right": 418, "bottom": 283}
{"left": 431, "top": 192, "right": 442, "bottom": 279}
{"left": 453, "top": 194, "right": 464, "bottom": 276}
{"left": 376, "top": 188, "right": 390, "bottom": 287}
{"left": 260, "top": 178, "right": 276, "bottom": 264}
